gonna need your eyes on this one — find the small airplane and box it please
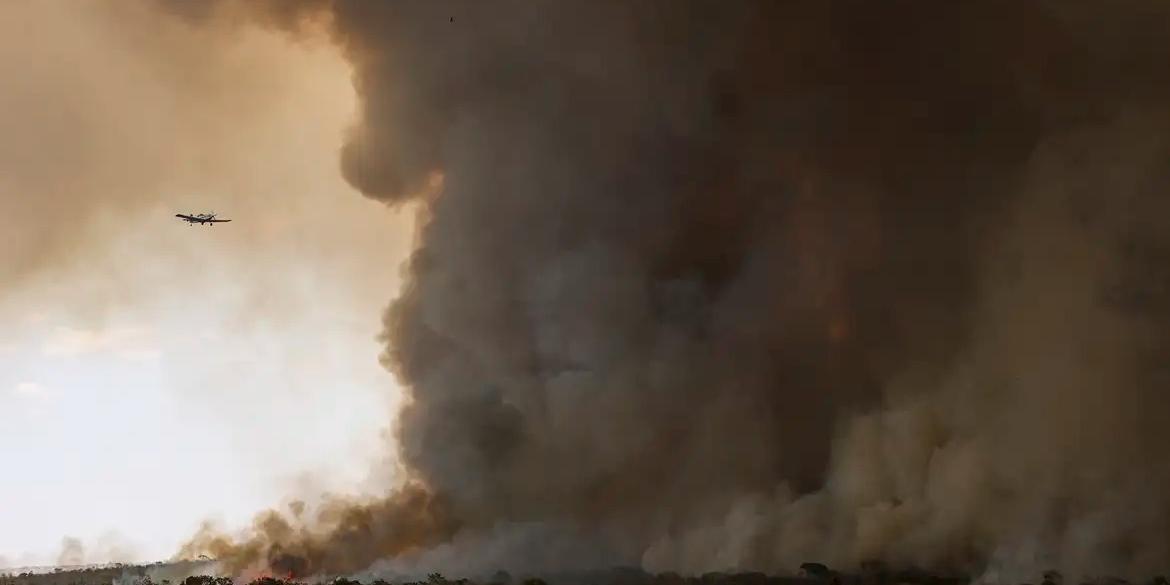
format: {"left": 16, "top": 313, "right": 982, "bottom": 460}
{"left": 175, "top": 212, "right": 232, "bottom": 226}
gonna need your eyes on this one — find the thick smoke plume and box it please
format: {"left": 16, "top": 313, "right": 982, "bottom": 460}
{"left": 179, "top": 484, "right": 458, "bottom": 577}
{"left": 171, "top": 1, "right": 1170, "bottom": 582}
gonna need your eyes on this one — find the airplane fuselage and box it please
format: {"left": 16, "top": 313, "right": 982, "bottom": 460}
{"left": 175, "top": 213, "right": 231, "bottom": 226}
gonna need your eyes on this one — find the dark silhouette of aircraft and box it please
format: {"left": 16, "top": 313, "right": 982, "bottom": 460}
{"left": 175, "top": 212, "right": 231, "bottom": 226}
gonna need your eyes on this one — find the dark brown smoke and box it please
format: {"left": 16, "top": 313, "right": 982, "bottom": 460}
{"left": 177, "top": 484, "right": 458, "bottom": 577}
{"left": 168, "top": 1, "right": 1170, "bottom": 582}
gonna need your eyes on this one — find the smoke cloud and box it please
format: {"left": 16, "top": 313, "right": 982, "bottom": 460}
{"left": 48, "top": 534, "right": 137, "bottom": 568}
{"left": 56, "top": 538, "right": 85, "bottom": 568}
{"left": 169, "top": 1, "right": 1170, "bottom": 582}
{"left": 179, "top": 484, "right": 459, "bottom": 578}
{"left": 0, "top": 0, "right": 416, "bottom": 565}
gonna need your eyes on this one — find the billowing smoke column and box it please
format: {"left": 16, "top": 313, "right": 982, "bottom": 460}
{"left": 171, "top": 1, "right": 1170, "bottom": 582}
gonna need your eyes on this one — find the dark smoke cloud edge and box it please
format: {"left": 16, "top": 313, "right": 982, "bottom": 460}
{"left": 164, "top": 1, "right": 1170, "bottom": 582}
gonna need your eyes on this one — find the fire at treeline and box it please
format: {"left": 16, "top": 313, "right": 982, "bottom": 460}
{"left": 2, "top": 564, "right": 1167, "bottom": 585}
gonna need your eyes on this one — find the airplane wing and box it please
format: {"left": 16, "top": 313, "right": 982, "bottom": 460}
{"left": 175, "top": 213, "right": 230, "bottom": 223}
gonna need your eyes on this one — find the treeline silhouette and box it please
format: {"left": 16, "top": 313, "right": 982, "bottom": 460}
{"left": 1, "top": 566, "right": 1167, "bottom": 585}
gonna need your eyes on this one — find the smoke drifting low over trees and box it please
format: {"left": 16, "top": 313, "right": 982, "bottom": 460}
{"left": 168, "top": 1, "right": 1170, "bottom": 582}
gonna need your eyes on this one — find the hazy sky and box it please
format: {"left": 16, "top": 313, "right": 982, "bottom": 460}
{"left": 0, "top": 1, "right": 414, "bottom": 567}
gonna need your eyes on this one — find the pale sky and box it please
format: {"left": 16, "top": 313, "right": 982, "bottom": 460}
{"left": 0, "top": 1, "right": 414, "bottom": 567}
